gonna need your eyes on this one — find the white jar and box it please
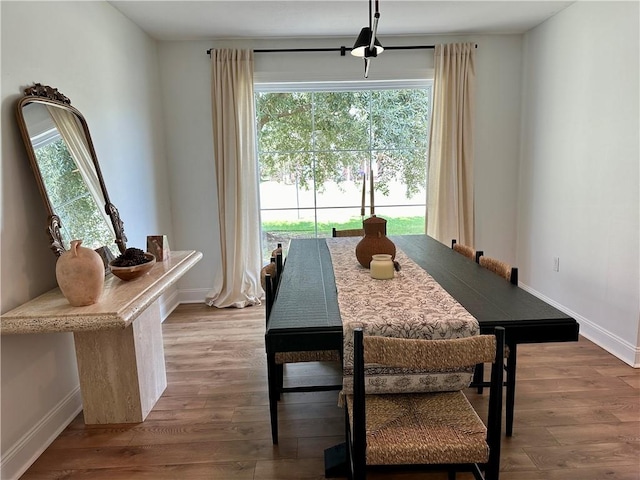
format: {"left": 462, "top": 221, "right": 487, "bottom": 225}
{"left": 370, "top": 254, "right": 394, "bottom": 280}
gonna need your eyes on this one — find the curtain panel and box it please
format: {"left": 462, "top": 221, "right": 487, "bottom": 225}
{"left": 426, "top": 43, "right": 476, "bottom": 246}
{"left": 206, "top": 49, "right": 262, "bottom": 308}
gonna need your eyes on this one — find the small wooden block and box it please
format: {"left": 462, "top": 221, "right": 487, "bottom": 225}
{"left": 147, "top": 235, "right": 170, "bottom": 261}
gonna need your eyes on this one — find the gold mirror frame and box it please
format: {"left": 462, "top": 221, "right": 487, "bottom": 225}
{"left": 16, "top": 83, "right": 127, "bottom": 257}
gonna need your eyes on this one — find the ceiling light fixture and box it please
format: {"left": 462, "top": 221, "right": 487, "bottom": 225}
{"left": 351, "top": 0, "right": 383, "bottom": 78}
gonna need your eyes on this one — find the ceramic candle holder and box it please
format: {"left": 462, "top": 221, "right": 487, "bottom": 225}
{"left": 370, "top": 254, "right": 394, "bottom": 279}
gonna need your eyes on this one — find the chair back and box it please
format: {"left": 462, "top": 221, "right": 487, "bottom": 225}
{"left": 451, "top": 239, "right": 483, "bottom": 263}
{"left": 363, "top": 334, "right": 497, "bottom": 370}
{"left": 275, "top": 251, "right": 283, "bottom": 286}
{"left": 263, "top": 250, "right": 285, "bottom": 326}
{"left": 479, "top": 255, "right": 518, "bottom": 285}
{"left": 260, "top": 257, "right": 276, "bottom": 292}
{"left": 332, "top": 227, "right": 365, "bottom": 237}
{"left": 268, "top": 243, "right": 285, "bottom": 286}
{"left": 264, "top": 273, "right": 274, "bottom": 321}
{"left": 261, "top": 242, "right": 286, "bottom": 328}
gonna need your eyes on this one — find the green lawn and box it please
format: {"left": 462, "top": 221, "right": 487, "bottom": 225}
{"left": 263, "top": 216, "right": 425, "bottom": 240}
{"left": 262, "top": 216, "right": 425, "bottom": 261}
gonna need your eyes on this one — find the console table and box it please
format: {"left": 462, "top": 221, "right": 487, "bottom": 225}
{"left": 1, "top": 250, "right": 202, "bottom": 425}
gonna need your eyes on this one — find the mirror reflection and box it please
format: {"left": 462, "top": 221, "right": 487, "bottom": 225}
{"left": 16, "top": 84, "right": 127, "bottom": 258}
{"left": 21, "top": 102, "right": 117, "bottom": 254}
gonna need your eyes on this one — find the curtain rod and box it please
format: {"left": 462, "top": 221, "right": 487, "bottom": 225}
{"left": 206, "top": 45, "right": 446, "bottom": 56}
{"left": 206, "top": 44, "right": 477, "bottom": 55}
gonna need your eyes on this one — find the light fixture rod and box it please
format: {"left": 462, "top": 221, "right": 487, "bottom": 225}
{"left": 369, "top": 15, "right": 379, "bottom": 53}
{"left": 367, "top": 0, "right": 380, "bottom": 54}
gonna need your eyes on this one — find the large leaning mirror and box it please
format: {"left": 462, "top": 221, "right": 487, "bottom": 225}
{"left": 16, "top": 83, "right": 127, "bottom": 258}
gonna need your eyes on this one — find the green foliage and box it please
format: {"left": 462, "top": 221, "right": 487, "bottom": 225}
{"left": 256, "top": 88, "right": 430, "bottom": 197}
{"left": 34, "top": 138, "right": 113, "bottom": 250}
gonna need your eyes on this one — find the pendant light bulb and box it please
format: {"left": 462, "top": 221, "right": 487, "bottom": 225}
{"left": 351, "top": 27, "right": 384, "bottom": 58}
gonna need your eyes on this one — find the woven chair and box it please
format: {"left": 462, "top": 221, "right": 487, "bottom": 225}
{"left": 474, "top": 254, "right": 518, "bottom": 436}
{"left": 332, "top": 227, "right": 365, "bottom": 237}
{"left": 478, "top": 255, "right": 518, "bottom": 285}
{"left": 346, "top": 327, "right": 505, "bottom": 480}
{"left": 264, "top": 247, "right": 341, "bottom": 444}
{"left": 452, "top": 239, "right": 483, "bottom": 263}
{"left": 261, "top": 243, "right": 284, "bottom": 296}
{"left": 260, "top": 254, "right": 276, "bottom": 286}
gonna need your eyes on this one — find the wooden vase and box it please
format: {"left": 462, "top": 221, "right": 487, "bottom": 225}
{"left": 355, "top": 215, "right": 396, "bottom": 268}
{"left": 56, "top": 239, "right": 104, "bottom": 306}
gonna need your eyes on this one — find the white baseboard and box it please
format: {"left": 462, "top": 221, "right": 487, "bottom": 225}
{"left": 177, "top": 287, "right": 209, "bottom": 305}
{"left": 0, "top": 387, "right": 82, "bottom": 480}
{"left": 519, "top": 283, "right": 639, "bottom": 368}
{"left": 158, "top": 286, "right": 180, "bottom": 321}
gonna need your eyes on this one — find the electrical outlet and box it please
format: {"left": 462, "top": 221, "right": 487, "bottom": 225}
{"left": 553, "top": 257, "right": 560, "bottom": 272}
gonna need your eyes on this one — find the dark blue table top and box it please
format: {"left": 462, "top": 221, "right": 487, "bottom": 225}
{"left": 266, "top": 235, "right": 578, "bottom": 348}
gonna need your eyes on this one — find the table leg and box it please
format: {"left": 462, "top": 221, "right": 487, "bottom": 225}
{"left": 505, "top": 342, "right": 517, "bottom": 436}
{"left": 266, "top": 352, "right": 279, "bottom": 444}
{"left": 73, "top": 300, "right": 166, "bottom": 424}
{"left": 324, "top": 442, "right": 347, "bottom": 478}
{"left": 324, "top": 403, "right": 349, "bottom": 477}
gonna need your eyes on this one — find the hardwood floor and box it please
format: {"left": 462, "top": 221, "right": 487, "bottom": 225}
{"left": 21, "top": 304, "right": 640, "bottom": 480}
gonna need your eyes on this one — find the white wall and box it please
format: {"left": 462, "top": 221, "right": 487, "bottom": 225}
{"left": 518, "top": 1, "right": 640, "bottom": 366}
{"left": 1, "top": 2, "right": 173, "bottom": 478}
{"left": 9, "top": 2, "right": 635, "bottom": 476}
{"left": 158, "top": 34, "right": 524, "bottom": 299}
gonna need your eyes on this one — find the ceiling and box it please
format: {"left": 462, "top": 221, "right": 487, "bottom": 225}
{"left": 109, "top": 1, "right": 574, "bottom": 41}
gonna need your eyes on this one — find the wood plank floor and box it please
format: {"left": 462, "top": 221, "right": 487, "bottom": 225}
{"left": 21, "top": 303, "right": 640, "bottom": 480}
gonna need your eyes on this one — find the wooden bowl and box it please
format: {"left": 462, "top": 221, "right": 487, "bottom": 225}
{"left": 109, "top": 253, "right": 156, "bottom": 281}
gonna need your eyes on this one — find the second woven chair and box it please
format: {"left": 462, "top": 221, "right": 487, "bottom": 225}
{"left": 475, "top": 253, "right": 519, "bottom": 436}
{"left": 345, "top": 327, "right": 505, "bottom": 480}
{"left": 478, "top": 255, "right": 518, "bottom": 285}
{"left": 452, "top": 239, "right": 483, "bottom": 263}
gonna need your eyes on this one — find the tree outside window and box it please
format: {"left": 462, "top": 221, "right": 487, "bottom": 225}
{"left": 256, "top": 86, "right": 431, "bottom": 261}
{"left": 34, "top": 138, "right": 114, "bottom": 252}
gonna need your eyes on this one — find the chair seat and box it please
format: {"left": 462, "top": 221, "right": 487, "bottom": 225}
{"left": 346, "top": 391, "right": 489, "bottom": 466}
{"left": 275, "top": 349, "right": 341, "bottom": 364}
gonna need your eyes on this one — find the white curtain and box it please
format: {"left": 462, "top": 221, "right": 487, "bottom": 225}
{"left": 206, "top": 49, "right": 262, "bottom": 308}
{"left": 426, "top": 43, "right": 476, "bottom": 246}
{"left": 46, "top": 106, "right": 115, "bottom": 233}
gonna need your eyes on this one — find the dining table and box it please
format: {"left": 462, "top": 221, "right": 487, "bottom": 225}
{"left": 264, "top": 234, "right": 580, "bottom": 467}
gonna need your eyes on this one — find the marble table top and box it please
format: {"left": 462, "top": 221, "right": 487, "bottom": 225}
{"left": 1, "top": 250, "right": 202, "bottom": 335}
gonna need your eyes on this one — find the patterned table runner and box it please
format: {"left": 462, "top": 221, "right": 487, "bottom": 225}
{"left": 326, "top": 237, "right": 479, "bottom": 394}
